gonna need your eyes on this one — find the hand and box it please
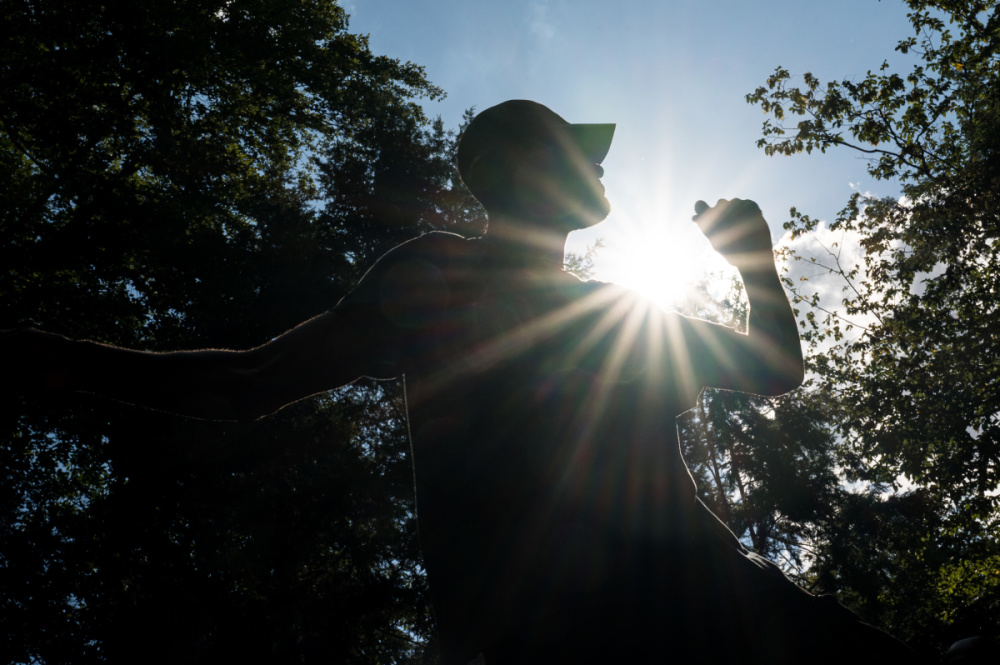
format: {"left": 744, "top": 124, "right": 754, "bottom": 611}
{"left": 692, "top": 199, "right": 774, "bottom": 267}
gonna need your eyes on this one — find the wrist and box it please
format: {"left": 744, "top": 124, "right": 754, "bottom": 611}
{"left": 727, "top": 250, "right": 778, "bottom": 275}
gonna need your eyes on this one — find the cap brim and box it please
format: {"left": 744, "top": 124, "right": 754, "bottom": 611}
{"left": 567, "top": 123, "right": 616, "bottom": 164}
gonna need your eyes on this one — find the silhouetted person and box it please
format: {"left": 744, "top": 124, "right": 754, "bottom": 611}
{"left": 6, "top": 100, "right": 925, "bottom": 664}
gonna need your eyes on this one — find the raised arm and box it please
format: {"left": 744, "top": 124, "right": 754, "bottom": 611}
{"left": 4, "top": 301, "right": 396, "bottom": 422}
{"left": 684, "top": 198, "right": 804, "bottom": 396}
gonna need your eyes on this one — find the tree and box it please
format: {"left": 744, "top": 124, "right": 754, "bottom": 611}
{"left": 0, "top": 1, "right": 477, "bottom": 662}
{"left": 746, "top": 0, "right": 1000, "bottom": 653}
{"left": 563, "top": 238, "right": 606, "bottom": 280}
{"left": 675, "top": 277, "right": 841, "bottom": 581}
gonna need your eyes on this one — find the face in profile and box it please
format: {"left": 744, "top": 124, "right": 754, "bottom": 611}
{"left": 458, "top": 100, "right": 614, "bottom": 235}
{"left": 509, "top": 138, "right": 611, "bottom": 231}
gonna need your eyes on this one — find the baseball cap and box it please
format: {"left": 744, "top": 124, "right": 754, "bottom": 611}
{"left": 457, "top": 100, "right": 615, "bottom": 189}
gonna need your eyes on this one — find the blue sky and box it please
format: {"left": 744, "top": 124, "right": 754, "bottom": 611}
{"left": 346, "top": 0, "right": 915, "bottom": 305}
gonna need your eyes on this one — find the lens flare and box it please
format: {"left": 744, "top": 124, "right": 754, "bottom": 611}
{"left": 595, "top": 216, "right": 727, "bottom": 312}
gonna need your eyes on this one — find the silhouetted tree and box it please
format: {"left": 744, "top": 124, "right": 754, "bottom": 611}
{"left": 747, "top": 0, "right": 1000, "bottom": 654}
{"left": 0, "top": 1, "right": 478, "bottom": 663}
{"left": 676, "top": 278, "right": 840, "bottom": 580}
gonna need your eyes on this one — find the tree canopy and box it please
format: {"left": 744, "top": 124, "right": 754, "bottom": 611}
{"left": 745, "top": 0, "right": 1000, "bottom": 653}
{"left": 0, "top": 1, "right": 482, "bottom": 662}
{"left": 6, "top": 0, "right": 1000, "bottom": 662}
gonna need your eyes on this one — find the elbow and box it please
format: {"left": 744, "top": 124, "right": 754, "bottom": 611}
{"left": 746, "top": 350, "right": 804, "bottom": 397}
{"left": 763, "top": 362, "right": 804, "bottom": 397}
{"left": 186, "top": 369, "right": 270, "bottom": 423}
{"left": 229, "top": 345, "right": 317, "bottom": 422}
{"left": 769, "top": 379, "right": 802, "bottom": 397}
{"left": 222, "top": 350, "right": 274, "bottom": 423}
{"left": 745, "top": 337, "right": 804, "bottom": 396}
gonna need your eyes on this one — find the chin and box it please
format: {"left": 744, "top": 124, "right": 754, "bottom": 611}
{"left": 571, "top": 197, "right": 611, "bottom": 229}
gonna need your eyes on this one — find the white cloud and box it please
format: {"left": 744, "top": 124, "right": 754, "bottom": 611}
{"left": 777, "top": 219, "right": 876, "bottom": 346}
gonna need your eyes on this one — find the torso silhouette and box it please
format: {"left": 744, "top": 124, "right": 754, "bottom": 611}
{"left": 7, "top": 212, "right": 920, "bottom": 663}
{"left": 340, "top": 230, "right": 741, "bottom": 660}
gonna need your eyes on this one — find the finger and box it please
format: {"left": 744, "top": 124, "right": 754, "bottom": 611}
{"left": 693, "top": 200, "right": 709, "bottom": 216}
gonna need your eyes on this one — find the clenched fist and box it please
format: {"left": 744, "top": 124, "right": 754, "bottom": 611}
{"left": 692, "top": 199, "right": 774, "bottom": 268}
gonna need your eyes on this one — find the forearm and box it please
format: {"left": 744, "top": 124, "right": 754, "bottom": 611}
{"left": 73, "top": 306, "right": 396, "bottom": 418}
{"left": 69, "top": 339, "right": 264, "bottom": 421}
{"left": 8, "top": 295, "right": 397, "bottom": 422}
{"left": 739, "top": 260, "right": 804, "bottom": 394}
{"left": 7, "top": 328, "right": 265, "bottom": 422}
{"left": 692, "top": 198, "right": 804, "bottom": 395}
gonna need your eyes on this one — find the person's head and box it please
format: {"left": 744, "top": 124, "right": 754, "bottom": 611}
{"left": 457, "top": 100, "right": 615, "bottom": 234}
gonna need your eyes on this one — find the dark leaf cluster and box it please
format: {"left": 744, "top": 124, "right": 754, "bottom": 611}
{"left": 746, "top": 0, "right": 1000, "bottom": 655}
{"left": 0, "top": 1, "right": 482, "bottom": 663}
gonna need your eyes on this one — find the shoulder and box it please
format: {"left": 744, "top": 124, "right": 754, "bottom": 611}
{"left": 336, "top": 231, "right": 481, "bottom": 314}
{"left": 372, "top": 231, "right": 478, "bottom": 266}
{"left": 353, "top": 232, "right": 479, "bottom": 289}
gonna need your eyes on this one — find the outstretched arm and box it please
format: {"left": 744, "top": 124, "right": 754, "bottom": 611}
{"left": 684, "top": 198, "right": 803, "bottom": 396}
{"left": 4, "top": 232, "right": 465, "bottom": 421}
{"left": 3, "top": 301, "right": 397, "bottom": 423}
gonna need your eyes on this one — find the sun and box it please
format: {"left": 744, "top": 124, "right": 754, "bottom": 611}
{"left": 593, "top": 218, "right": 726, "bottom": 312}
{"left": 567, "top": 152, "right": 738, "bottom": 313}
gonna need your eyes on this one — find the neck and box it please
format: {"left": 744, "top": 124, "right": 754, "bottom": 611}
{"left": 482, "top": 213, "right": 570, "bottom": 270}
